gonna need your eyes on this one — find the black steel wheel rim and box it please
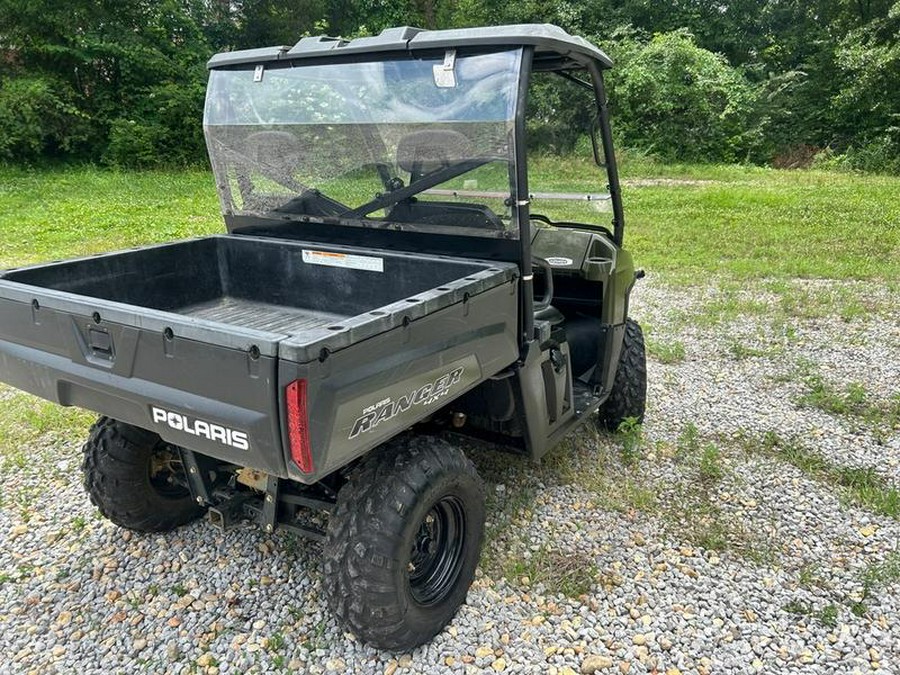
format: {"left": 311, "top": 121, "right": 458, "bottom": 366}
{"left": 408, "top": 495, "right": 467, "bottom": 606}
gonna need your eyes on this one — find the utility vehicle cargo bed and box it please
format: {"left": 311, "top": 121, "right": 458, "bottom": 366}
{"left": 0, "top": 235, "right": 520, "bottom": 479}
{"left": 1, "top": 235, "right": 513, "bottom": 359}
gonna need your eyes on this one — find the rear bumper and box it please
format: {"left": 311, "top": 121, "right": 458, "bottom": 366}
{"left": 0, "top": 297, "right": 287, "bottom": 476}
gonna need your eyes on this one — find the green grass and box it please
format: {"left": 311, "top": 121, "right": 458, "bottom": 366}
{"left": 532, "top": 155, "right": 900, "bottom": 280}
{"left": 799, "top": 377, "right": 868, "bottom": 416}
{"left": 811, "top": 552, "right": 900, "bottom": 620}
{"left": 503, "top": 545, "right": 599, "bottom": 598}
{"left": 728, "top": 342, "right": 767, "bottom": 360}
{"left": 0, "top": 385, "right": 94, "bottom": 473}
{"left": 1, "top": 159, "right": 898, "bottom": 280}
{"left": 615, "top": 417, "right": 644, "bottom": 466}
{"left": 698, "top": 444, "right": 725, "bottom": 482}
{"left": 695, "top": 288, "right": 771, "bottom": 326}
{"left": 756, "top": 431, "right": 900, "bottom": 519}
{"left": 861, "top": 552, "right": 900, "bottom": 593}
{"left": 793, "top": 366, "right": 900, "bottom": 440}
{"left": 0, "top": 166, "right": 222, "bottom": 268}
{"left": 647, "top": 337, "right": 686, "bottom": 364}
{"left": 797, "top": 562, "right": 827, "bottom": 590}
{"left": 782, "top": 599, "right": 840, "bottom": 628}
{"left": 661, "top": 424, "right": 776, "bottom": 561}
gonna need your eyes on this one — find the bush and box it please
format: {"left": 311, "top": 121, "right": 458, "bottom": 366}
{"left": 812, "top": 133, "right": 900, "bottom": 175}
{"left": 0, "top": 76, "right": 92, "bottom": 161}
{"left": 102, "top": 82, "right": 207, "bottom": 168}
{"left": 840, "top": 135, "right": 900, "bottom": 175}
{"left": 606, "top": 30, "right": 758, "bottom": 163}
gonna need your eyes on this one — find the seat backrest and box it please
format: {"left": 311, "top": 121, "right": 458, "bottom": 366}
{"left": 396, "top": 130, "right": 472, "bottom": 182}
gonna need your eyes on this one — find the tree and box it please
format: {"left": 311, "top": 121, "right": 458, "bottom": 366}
{"left": 608, "top": 30, "right": 759, "bottom": 163}
{"left": 0, "top": 0, "right": 897, "bottom": 171}
{"left": 0, "top": 0, "right": 214, "bottom": 164}
{"left": 827, "top": 1, "right": 900, "bottom": 171}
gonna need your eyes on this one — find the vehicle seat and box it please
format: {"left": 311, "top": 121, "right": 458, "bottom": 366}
{"left": 396, "top": 129, "right": 473, "bottom": 182}
{"left": 534, "top": 305, "right": 565, "bottom": 325}
{"left": 389, "top": 129, "right": 504, "bottom": 230}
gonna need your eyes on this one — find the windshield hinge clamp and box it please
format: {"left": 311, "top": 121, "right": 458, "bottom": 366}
{"left": 433, "top": 49, "right": 457, "bottom": 88}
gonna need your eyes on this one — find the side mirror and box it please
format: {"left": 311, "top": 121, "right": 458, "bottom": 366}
{"left": 590, "top": 117, "right": 606, "bottom": 168}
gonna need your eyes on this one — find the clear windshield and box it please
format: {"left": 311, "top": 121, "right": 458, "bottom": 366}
{"left": 525, "top": 70, "right": 613, "bottom": 231}
{"left": 204, "top": 50, "right": 523, "bottom": 239}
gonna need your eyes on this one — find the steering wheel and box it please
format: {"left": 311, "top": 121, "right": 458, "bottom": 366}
{"left": 531, "top": 256, "right": 554, "bottom": 312}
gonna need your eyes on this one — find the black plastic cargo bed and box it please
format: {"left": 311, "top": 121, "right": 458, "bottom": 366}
{"left": 2, "top": 235, "right": 510, "bottom": 358}
{"left": 0, "top": 235, "right": 519, "bottom": 480}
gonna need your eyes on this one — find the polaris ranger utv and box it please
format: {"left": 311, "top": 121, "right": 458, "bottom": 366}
{"left": 0, "top": 24, "right": 645, "bottom": 650}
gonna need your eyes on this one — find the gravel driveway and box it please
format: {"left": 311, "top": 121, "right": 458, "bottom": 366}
{"left": 1, "top": 277, "right": 898, "bottom": 675}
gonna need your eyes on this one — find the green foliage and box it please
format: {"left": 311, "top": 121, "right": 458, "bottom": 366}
{"left": 757, "top": 431, "right": 900, "bottom": 519}
{"left": 675, "top": 423, "right": 724, "bottom": 483}
{"left": 0, "top": 0, "right": 897, "bottom": 171}
{"left": 826, "top": 5, "right": 900, "bottom": 173}
{"left": 526, "top": 71, "right": 596, "bottom": 154}
{"left": 103, "top": 82, "right": 207, "bottom": 168}
{"left": 647, "top": 338, "right": 686, "bottom": 364}
{"left": 0, "top": 0, "right": 213, "bottom": 166}
{"left": 609, "top": 30, "right": 759, "bottom": 163}
{"left": 503, "top": 545, "right": 598, "bottom": 598}
{"left": 615, "top": 417, "right": 643, "bottom": 467}
{"left": 698, "top": 444, "right": 724, "bottom": 482}
{"left": 0, "top": 76, "right": 91, "bottom": 160}
{"left": 796, "top": 369, "right": 900, "bottom": 436}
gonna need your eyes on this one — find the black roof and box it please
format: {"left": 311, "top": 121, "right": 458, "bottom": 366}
{"left": 207, "top": 24, "right": 613, "bottom": 70}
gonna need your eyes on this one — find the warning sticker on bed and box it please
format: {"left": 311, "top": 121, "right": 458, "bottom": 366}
{"left": 302, "top": 250, "right": 384, "bottom": 273}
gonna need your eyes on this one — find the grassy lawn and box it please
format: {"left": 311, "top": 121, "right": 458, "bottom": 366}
{"left": 0, "top": 167, "right": 222, "bottom": 269}
{"left": 542, "top": 155, "right": 900, "bottom": 281}
{"left": 2, "top": 160, "right": 898, "bottom": 282}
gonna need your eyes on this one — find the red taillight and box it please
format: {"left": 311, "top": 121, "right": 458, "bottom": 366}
{"left": 286, "top": 379, "right": 313, "bottom": 474}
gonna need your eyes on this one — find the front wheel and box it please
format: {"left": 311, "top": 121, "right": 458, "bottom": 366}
{"left": 322, "top": 435, "right": 485, "bottom": 651}
{"left": 82, "top": 417, "right": 204, "bottom": 532}
{"left": 597, "top": 318, "right": 647, "bottom": 430}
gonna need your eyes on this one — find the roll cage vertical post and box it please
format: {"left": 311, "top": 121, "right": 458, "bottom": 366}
{"left": 516, "top": 47, "right": 535, "bottom": 347}
{"left": 586, "top": 60, "right": 625, "bottom": 246}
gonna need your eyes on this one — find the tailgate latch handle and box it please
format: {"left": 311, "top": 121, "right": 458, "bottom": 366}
{"left": 88, "top": 327, "right": 114, "bottom": 359}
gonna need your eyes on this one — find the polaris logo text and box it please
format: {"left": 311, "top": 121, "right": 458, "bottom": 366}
{"left": 349, "top": 367, "right": 464, "bottom": 439}
{"left": 151, "top": 406, "right": 250, "bottom": 451}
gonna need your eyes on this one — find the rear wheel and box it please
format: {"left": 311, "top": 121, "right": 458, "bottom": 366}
{"left": 323, "top": 435, "right": 485, "bottom": 651}
{"left": 82, "top": 417, "right": 203, "bottom": 532}
{"left": 597, "top": 318, "right": 647, "bottom": 430}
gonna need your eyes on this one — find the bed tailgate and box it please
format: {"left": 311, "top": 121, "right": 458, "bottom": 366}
{"left": 0, "top": 280, "right": 289, "bottom": 476}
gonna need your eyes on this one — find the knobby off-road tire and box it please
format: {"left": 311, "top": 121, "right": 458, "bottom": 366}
{"left": 597, "top": 318, "right": 647, "bottom": 431}
{"left": 82, "top": 417, "right": 204, "bottom": 532}
{"left": 323, "top": 435, "right": 485, "bottom": 651}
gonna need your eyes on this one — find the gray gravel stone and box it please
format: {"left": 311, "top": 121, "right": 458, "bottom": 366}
{"left": 0, "top": 276, "right": 898, "bottom": 674}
